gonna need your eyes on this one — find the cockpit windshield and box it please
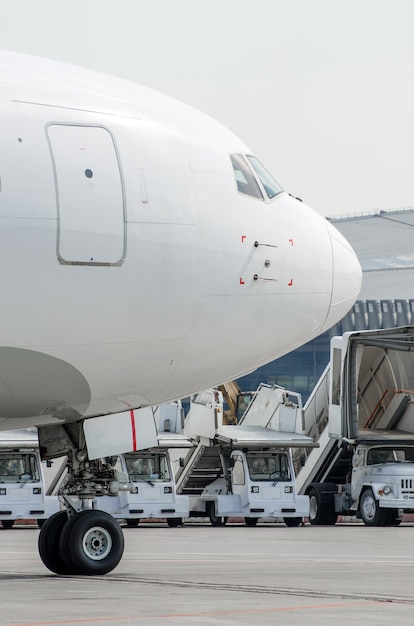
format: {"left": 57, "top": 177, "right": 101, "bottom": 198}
{"left": 231, "top": 153, "right": 283, "bottom": 200}
{"left": 230, "top": 154, "right": 263, "bottom": 199}
{"left": 246, "top": 156, "right": 283, "bottom": 199}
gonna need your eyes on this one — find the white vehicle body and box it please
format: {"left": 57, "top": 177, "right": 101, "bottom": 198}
{"left": 103, "top": 449, "right": 189, "bottom": 527}
{"left": 0, "top": 50, "right": 361, "bottom": 574}
{"left": 295, "top": 327, "right": 414, "bottom": 526}
{"left": 0, "top": 430, "right": 59, "bottom": 528}
{"left": 178, "top": 386, "right": 313, "bottom": 526}
{"left": 200, "top": 449, "right": 309, "bottom": 526}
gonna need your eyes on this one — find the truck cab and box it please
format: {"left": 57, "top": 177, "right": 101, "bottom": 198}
{"left": 0, "top": 430, "right": 59, "bottom": 528}
{"left": 350, "top": 442, "right": 414, "bottom": 525}
{"left": 113, "top": 450, "right": 189, "bottom": 527}
{"left": 201, "top": 448, "right": 309, "bottom": 527}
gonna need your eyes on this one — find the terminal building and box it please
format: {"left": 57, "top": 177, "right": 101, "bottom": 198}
{"left": 237, "top": 207, "right": 414, "bottom": 402}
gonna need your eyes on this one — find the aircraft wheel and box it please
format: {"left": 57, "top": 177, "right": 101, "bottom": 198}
{"left": 360, "top": 489, "right": 388, "bottom": 526}
{"left": 167, "top": 518, "right": 183, "bottom": 527}
{"left": 38, "top": 510, "right": 72, "bottom": 575}
{"left": 244, "top": 517, "right": 258, "bottom": 527}
{"left": 284, "top": 517, "right": 302, "bottom": 527}
{"left": 126, "top": 518, "right": 140, "bottom": 528}
{"left": 1, "top": 520, "right": 14, "bottom": 529}
{"left": 59, "top": 510, "right": 124, "bottom": 575}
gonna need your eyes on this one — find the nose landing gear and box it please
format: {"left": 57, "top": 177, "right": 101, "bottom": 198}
{"left": 38, "top": 508, "right": 124, "bottom": 575}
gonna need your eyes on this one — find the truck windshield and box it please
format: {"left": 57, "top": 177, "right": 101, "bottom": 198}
{"left": 124, "top": 453, "right": 171, "bottom": 482}
{"left": 247, "top": 452, "right": 291, "bottom": 481}
{"left": 366, "top": 447, "right": 414, "bottom": 464}
{"left": 0, "top": 453, "right": 39, "bottom": 481}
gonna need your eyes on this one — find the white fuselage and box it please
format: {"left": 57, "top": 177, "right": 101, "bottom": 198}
{"left": 0, "top": 51, "right": 361, "bottom": 429}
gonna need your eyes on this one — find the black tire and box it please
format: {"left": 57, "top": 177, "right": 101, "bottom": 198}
{"left": 38, "top": 510, "right": 72, "bottom": 575}
{"left": 384, "top": 509, "right": 401, "bottom": 526}
{"left": 1, "top": 520, "right": 14, "bottom": 529}
{"left": 284, "top": 517, "right": 302, "bottom": 527}
{"left": 359, "top": 489, "right": 389, "bottom": 526}
{"left": 207, "top": 502, "right": 227, "bottom": 527}
{"left": 308, "top": 487, "right": 338, "bottom": 526}
{"left": 59, "top": 510, "right": 125, "bottom": 575}
{"left": 126, "top": 519, "right": 140, "bottom": 528}
{"left": 167, "top": 518, "right": 183, "bottom": 527}
{"left": 244, "top": 517, "right": 258, "bottom": 527}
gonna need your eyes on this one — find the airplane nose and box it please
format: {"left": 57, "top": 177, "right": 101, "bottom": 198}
{"left": 321, "top": 221, "right": 362, "bottom": 333}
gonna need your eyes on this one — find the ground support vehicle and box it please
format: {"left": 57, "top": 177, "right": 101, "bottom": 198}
{"left": 0, "top": 429, "right": 59, "bottom": 528}
{"left": 294, "top": 327, "right": 414, "bottom": 526}
{"left": 49, "top": 402, "right": 193, "bottom": 528}
{"left": 175, "top": 387, "right": 315, "bottom": 526}
{"left": 98, "top": 444, "right": 191, "bottom": 528}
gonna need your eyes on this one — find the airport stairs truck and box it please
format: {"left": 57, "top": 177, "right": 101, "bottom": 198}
{"left": 295, "top": 326, "right": 414, "bottom": 526}
{"left": 174, "top": 386, "right": 316, "bottom": 526}
{"left": 0, "top": 429, "right": 59, "bottom": 528}
{"left": 46, "top": 401, "right": 193, "bottom": 527}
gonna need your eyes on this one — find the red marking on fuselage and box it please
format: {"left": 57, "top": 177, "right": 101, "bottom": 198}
{"left": 130, "top": 410, "right": 137, "bottom": 451}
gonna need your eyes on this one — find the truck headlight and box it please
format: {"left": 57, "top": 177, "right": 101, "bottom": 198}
{"left": 379, "top": 485, "right": 391, "bottom": 496}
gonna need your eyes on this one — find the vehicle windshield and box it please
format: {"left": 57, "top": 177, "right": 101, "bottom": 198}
{"left": 247, "top": 452, "right": 291, "bottom": 481}
{"left": 366, "top": 447, "right": 414, "bottom": 465}
{"left": 124, "top": 453, "right": 171, "bottom": 482}
{"left": 0, "top": 453, "right": 40, "bottom": 482}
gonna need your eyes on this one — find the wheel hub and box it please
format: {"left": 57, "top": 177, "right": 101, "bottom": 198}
{"left": 82, "top": 526, "right": 112, "bottom": 560}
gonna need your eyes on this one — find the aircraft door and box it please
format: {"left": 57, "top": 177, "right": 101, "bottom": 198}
{"left": 47, "top": 124, "right": 125, "bottom": 265}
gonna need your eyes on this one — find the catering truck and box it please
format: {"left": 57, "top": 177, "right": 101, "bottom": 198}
{"left": 295, "top": 326, "right": 414, "bottom": 526}
{"left": 0, "top": 429, "right": 59, "bottom": 528}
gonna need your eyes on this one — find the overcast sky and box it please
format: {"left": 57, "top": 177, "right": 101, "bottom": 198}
{"left": 1, "top": 0, "right": 413, "bottom": 216}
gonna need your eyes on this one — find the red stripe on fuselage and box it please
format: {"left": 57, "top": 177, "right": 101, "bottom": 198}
{"left": 130, "top": 410, "right": 137, "bottom": 451}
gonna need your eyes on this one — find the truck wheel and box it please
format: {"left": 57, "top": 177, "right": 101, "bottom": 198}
{"left": 284, "top": 517, "right": 302, "bottom": 527}
{"left": 244, "top": 517, "right": 258, "bottom": 526}
{"left": 1, "top": 520, "right": 14, "bottom": 529}
{"left": 308, "top": 487, "right": 337, "bottom": 525}
{"left": 167, "top": 518, "right": 183, "bottom": 527}
{"left": 385, "top": 509, "right": 401, "bottom": 526}
{"left": 207, "top": 502, "right": 227, "bottom": 527}
{"left": 360, "top": 489, "right": 388, "bottom": 526}
{"left": 126, "top": 519, "right": 140, "bottom": 528}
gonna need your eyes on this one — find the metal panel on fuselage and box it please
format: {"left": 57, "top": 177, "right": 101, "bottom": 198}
{"left": 47, "top": 124, "right": 125, "bottom": 265}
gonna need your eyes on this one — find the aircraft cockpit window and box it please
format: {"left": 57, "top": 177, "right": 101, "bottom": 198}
{"left": 246, "top": 156, "right": 283, "bottom": 199}
{"left": 230, "top": 154, "right": 264, "bottom": 200}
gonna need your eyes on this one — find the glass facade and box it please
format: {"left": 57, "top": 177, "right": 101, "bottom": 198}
{"left": 237, "top": 299, "right": 414, "bottom": 404}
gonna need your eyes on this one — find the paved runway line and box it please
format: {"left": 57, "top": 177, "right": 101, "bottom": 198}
{"left": 8, "top": 600, "right": 385, "bottom": 626}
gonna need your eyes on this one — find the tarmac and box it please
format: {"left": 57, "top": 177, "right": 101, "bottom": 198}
{"left": 1, "top": 519, "right": 414, "bottom": 626}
